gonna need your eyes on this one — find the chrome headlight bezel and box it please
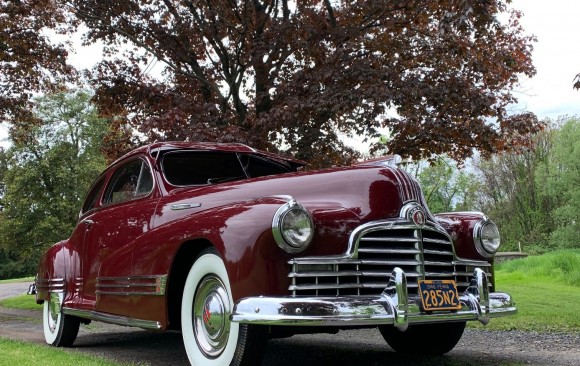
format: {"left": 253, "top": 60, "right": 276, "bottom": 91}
{"left": 272, "top": 200, "right": 314, "bottom": 254}
{"left": 473, "top": 219, "right": 501, "bottom": 258}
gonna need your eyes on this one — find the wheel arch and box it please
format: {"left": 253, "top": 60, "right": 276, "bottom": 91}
{"left": 166, "top": 238, "right": 214, "bottom": 330}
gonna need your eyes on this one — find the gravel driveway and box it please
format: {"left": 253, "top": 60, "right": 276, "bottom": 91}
{"left": 1, "top": 282, "right": 579, "bottom": 365}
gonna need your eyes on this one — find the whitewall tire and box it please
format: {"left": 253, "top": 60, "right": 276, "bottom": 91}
{"left": 42, "top": 292, "right": 80, "bottom": 347}
{"left": 181, "top": 248, "right": 267, "bottom": 366}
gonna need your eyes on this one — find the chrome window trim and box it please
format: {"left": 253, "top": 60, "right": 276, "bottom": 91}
{"left": 102, "top": 156, "right": 156, "bottom": 206}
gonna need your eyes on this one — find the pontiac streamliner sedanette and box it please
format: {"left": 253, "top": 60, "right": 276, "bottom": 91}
{"left": 33, "top": 142, "right": 516, "bottom": 365}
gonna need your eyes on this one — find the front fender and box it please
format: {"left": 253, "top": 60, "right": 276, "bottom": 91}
{"left": 131, "top": 196, "right": 295, "bottom": 302}
{"left": 435, "top": 211, "right": 492, "bottom": 261}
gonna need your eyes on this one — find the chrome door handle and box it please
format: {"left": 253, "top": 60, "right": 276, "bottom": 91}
{"left": 82, "top": 219, "right": 95, "bottom": 226}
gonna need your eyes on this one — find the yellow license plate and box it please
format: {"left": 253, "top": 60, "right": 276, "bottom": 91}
{"left": 418, "top": 280, "right": 462, "bottom": 311}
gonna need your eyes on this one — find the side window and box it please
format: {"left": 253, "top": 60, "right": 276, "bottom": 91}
{"left": 81, "top": 177, "right": 106, "bottom": 214}
{"left": 104, "top": 159, "right": 154, "bottom": 205}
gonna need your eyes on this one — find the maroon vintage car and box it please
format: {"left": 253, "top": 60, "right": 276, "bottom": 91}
{"left": 33, "top": 142, "right": 516, "bottom": 365}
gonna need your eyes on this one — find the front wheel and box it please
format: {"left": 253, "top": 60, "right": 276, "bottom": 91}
{"left": 42, "top": 292, "right": 80, "bottom": 347}
{"left": 181, "top": 248, "right": 267, "bottom": 366}
{"left": 379, "top": 321, "right": 466, "bottom": 355}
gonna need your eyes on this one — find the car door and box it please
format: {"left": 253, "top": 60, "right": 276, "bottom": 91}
{"left": 78, "top": 157, "right": 159, "bottom": 315}
{"left": 65, "top": 175, "right": 107, "bottom": 308}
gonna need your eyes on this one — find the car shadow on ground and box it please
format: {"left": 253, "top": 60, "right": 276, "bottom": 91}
{"left": 267, "top": 335, "right": 458, "bottom": 366}
{"left": 69, "top": 327, "right": 504, "bottom": 366}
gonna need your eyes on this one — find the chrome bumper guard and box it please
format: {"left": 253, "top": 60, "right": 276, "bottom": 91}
{"left": 232, "top": 268, "right": 516, "bottom": 330}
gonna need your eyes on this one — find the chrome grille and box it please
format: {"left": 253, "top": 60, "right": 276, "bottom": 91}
{"left": 289, "top": 223, "right": 491, "bottom": 297}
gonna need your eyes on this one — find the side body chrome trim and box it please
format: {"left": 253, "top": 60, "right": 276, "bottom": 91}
{"left": 35, "top": 278, "right": 65, "bottom": 294}
{"left": 96, "top": 275, "right": 167, "bottom": 296}
{"left": 63, "top": 307, "right": 162, "bottom": 330}
{"left": 170, "top": 203, "right": 202, "bottom": 210}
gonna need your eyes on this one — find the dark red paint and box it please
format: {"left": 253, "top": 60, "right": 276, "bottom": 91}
{"left": 36, "top": 142, "right": 493, "bottom": 331}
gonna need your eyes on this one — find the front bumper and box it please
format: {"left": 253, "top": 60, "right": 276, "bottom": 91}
{"left": 232, "top": 268, "right": 516, "bottom": 331}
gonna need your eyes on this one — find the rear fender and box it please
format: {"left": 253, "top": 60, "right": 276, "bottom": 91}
{"left": 35, "top": 240, "right": 75, "bottom": 304}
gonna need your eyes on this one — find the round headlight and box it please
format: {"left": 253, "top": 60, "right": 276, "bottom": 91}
{"left": 474, "top": 219, "right": 501, "bottom": 257}
{"left": 272, "top": 200, "right": 314, "bottom": 253}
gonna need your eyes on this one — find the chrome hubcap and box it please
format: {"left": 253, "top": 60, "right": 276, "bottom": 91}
{"left": 193, "top": 275, "right": 231, "bottom": 358}
{"left": 48, "top": 292, "right": 61, "bottom": 333}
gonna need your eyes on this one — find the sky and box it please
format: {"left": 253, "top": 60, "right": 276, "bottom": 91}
{"left": 508, "top": 0, "right": 580, "bottom": 119}
{"left": 1, "top": 0, "right": 579, "bottom": 150}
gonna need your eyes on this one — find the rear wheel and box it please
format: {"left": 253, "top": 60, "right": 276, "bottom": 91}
{"left": 181, "top": 248, "right": 267, "bottom": 365}
{"left": 42, "top": 292, "right": 80, "bottom": 347}
{"left": 379, "top": 322, "right": 465, "bottom": 355}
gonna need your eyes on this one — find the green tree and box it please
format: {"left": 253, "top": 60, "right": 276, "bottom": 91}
{"left": 406, "top": 157, "right": 480, "bottom": 213}
{"left": 474, "top": 124, "right": 554, "bottom": 253}
{"left": 0, "top": 0, "right": 73, "bottom": 126}
{"left": 0, "top": 146, "right": 6, "bottom": 209}
{"left": 0, "top": 90, "right": 108, "bottom": 278}
{"left": 536, "top": 118, "right": 580, "bottom": 249}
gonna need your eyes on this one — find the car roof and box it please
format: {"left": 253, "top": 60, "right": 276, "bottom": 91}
{"left": 112, "top": 141, "right": 307, "bottom": 169}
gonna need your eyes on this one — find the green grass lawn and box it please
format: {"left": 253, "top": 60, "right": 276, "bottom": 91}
{"left": 0, "top": 277, "right": 131, "bottom": 366}
{"left": 0, "top": 338, "right": 130, "bottom": 366}
{"left": 0, "top": 294, "right": 41, "bottom": 311}
{"left": 470, "top": 249, "right": 580, "bottom": 333}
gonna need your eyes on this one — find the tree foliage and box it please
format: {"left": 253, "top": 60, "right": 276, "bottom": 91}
{"left": 0, "top": 90, "right": 108, "bottom": 278}
{"left": 0, "top": 0, "right": 74, "bottom": 127}
{"left": 0, "top": 146, "right": 6, "bottom": 209}
{"left": 475, "top": 117, "right": 580, "bottom": 253}
{"left": 7, "top": 0, "right": 536, "bottom": 168}
{"left": 474, "top": 127, "right": 553, "bottom": 252}
{"left": 405, "top": 157, "right": 480, "bottom": 213}
{"left": 536, "top": 118, "right": 580, "bottom": 249}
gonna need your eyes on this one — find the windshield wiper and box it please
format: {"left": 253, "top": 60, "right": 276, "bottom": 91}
{"left": 207, "top": 176, "right": 245, "bottom": 184}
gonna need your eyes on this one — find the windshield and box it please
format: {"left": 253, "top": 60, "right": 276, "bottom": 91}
{"left": 161, "top": 151, "right": 294, "bottom": 186}
{"left": 162, "top": 151, "right": 245, "bottom": 186}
